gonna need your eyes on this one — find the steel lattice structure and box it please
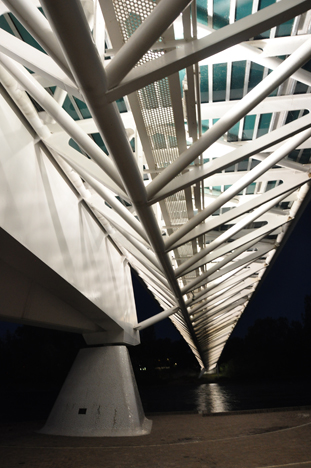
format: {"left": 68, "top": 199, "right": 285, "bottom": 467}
{"left": 1, "top": 0, "right": 311, "bottom": 373}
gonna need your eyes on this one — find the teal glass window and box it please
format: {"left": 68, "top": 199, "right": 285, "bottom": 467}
{"left": 116, "top": 98, "right": 127, "bottom": 113}
{"left": 250, "top": 159, "right": 260, "bottom": 170}
{"left": 0, "top": 15, "right": 14, "bottom": 35}
{"left": 197, "top": 0, "right": 208, "bottom": 26}
{"left": 69, "top": 139, "right": 83, "bottom": 154}
{"left": 299, "top": 149, "right": 311, "bottom": 164}
{"left": 237, "top": 159, "right": 248, "bottom": 171}
{"left": 302, "top": 59, "right": 311, "bottom": 73}
{"left": 91, "top": 133, "right": 108, "bottom": 155}
{"left": 242, "top": 115, "right": 256, "bottom": 140}
{"left": 230, "top": 61, "right": 246, "bottom": 100}
{"left": 248, "top": 63, "right": 264, "bottom": 92}
{"left": 287, "top": 150, "right": 299, "bottom": 161}
{"left": 276, "top": 19, "right": 294, "bottom": 37}
{"left": 63, "top": 95, "right": 79, "bottom": 120}
{"left": 213, "top": 0, "right": 230, "bottom": 29}
{"left": 202, "top": 120, "right": 209, "bottom": 133}
{"left": 213, "top": 64, "right": 227, "bottom": 102}
{"left": 246, "top": 183, "right": 256, "bottom": 195}
{"left": 212, "top": 186, "right": 222, "bottom": 195}
{"left": 285, "top": 110, "right": 300, "bottom": 125}
{"left": 225, "top": 164, "right": 235, "bottom": 172}
{"left": 235, "top": 0, "right": 253, "bottom": 20}
{"left": 227, "top": 122, "right": 239, "bottom": 142}
{"left": 294, "top": 82, "right": 308, "bottom": 94}
{"left": 8, "top": 13, "right": 45, "bottom": 53}
{"left": 75, "top": 98, "right": 91, "bottom": 119}
{"left": 257, "top": 113, "right": 272, "bottom": 137}
{"left": 255, "top": 0, "right": 276, "bottom": 39}
{"left": 266, "top": 181, "right": 277, "bottom": 192}
{"left": 200, "top": 66, "right": 209, "bottom": 103}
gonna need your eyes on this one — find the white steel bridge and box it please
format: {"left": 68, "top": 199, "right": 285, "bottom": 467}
{"left": 0, "top": 0, "right": 311, "bottom": 436}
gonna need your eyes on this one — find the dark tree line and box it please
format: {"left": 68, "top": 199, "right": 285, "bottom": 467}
{"left": 1, "top": 294, "right": 311, "bottom": 387}
{"left": 219, "top": 294, "right": 311, "bottom": 380}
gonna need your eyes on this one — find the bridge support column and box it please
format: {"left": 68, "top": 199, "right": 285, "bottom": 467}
{"left": 40, "top": 345, "right": 152, "bottom": 437}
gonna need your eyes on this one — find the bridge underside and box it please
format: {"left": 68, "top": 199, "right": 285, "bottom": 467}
{"left": 0, "top": 0, "right": 311, "bottom": 435}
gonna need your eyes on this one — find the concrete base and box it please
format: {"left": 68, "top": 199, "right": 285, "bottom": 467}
{"left": 39, "top": 346, "right": 152, "bottom": 437}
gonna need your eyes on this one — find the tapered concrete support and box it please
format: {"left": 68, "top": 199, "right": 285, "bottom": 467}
{"left": 40, "top": 346, "right": 152, "bottom": 437}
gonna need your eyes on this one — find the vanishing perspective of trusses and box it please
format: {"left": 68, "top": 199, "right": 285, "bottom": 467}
{"left": 1, "top": 0, "right": 311, "bottom": 371}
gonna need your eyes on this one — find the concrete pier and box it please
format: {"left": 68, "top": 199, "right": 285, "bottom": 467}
{"left": 40, "top": 346, "right": 152, "bottom": 437}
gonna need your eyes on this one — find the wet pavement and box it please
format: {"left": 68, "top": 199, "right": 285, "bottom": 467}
{"left": 0, "top": 408, "right": 311, "bottom": 467}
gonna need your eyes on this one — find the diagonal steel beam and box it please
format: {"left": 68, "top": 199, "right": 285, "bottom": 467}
{"left": 175, "top": 191, "right": 292, "bottom": 277}
{"left": 2, "top": 0, "right": 74, "bottom": 81}
{"left": 104, "top": 0, "right": 311, "bottom": 100}
{"left": 146, "top": 36, "right": 311, "bottom": 200}
{"left": 165, "top": 126, "right": 311, "bottom": 251}
{"left": 104, "top": 0, "right": 192, "bottom": 89}
{"left": 40, "top": 0, "right": 207, "bottom": 366}
{"left": 149, "top": 113, "right": 311, "bottom": 204}
{"left": 169, "top": 173, "right": 309, "bottom": 250}
{"left": 0, "top": 54, "right": 125, "bottom": 192}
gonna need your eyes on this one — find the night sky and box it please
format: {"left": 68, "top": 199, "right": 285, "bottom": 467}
{"left": 1, "top": 192, "right": 311, "bottom": 342}
{"left": 233, "top": 191, "right": 311, "bottom": 337}
{"left": 134, "top": 191, "right": 311, "bottom": 340}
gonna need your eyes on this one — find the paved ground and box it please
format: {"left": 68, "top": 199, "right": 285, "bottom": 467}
{"left": 0, "top": 409, "right": 311, "bottom": 467}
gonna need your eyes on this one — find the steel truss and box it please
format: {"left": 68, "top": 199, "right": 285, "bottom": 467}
{"left": 1, "top": 0, "right": 311, "bottom": 370}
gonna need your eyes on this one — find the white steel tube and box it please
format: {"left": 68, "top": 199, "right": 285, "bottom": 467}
{"left": 45, "top": 86, "right": 67, "bottom": 124}
{"left": 2, "top": 0, "right": 73, "bottom": 80}
{"left": 188, "top": 263, "right": 264, "bottom": 308}
{"left": 0, "top": 64, "right": 49, "bottom": 139}
{"left": 107, "top": 218, "right": 164, "bottom": 274}
{"left": 0, "top": 54, "right": 124, "bottom": 191}
{"left": 105, "top": 0, "right": 311, "bottom": 101}
{"left": 185, "top": 265, "right": 246, "bottom": 306}
{"left": 134, "top": 307, "right": 179, "bottom": 330}
{"left": 39, "top": 0, "right": 214, "bottom": 366}
{"left": 146, "top": 36, "right": 311, "bottom": 200}
{"left": 193, "top": 279, "right": 255, "bottom": 319}
{"left": 104, "top": 0, "right": 191, "bottom": 88}
{"left": 181, "top": 235, "right": 265, "bottom": 294}
{"left": 165, "top": 125, "right": 311, "bottom": 251}
{"left": 175, "top": 190, "right": 292, "bottom": 276}
{"left": 57, "top": 153, "right": 149, "bottom": 244}
{"left": 152, "top": 113, "right": 311, "bottom": 203}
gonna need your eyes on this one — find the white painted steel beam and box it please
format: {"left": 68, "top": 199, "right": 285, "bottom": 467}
{"left": 104, "top": 0, "right": 311, "bottom": 99}
{"left": 149, "top": 115, "right": 311, "bottom": 204}
{"left": 104, "top": 0, "right": 191, "bottom": 88}
{"left": 175, "top": 191, "right": 291, "bottom": 277}
{"left": 1, "top": 0, "right": 74, "bottom": 80}
{"left": 147, "top": 38, "right": 311, "bottom": 201}
{"left": 1, "top": 0, "right": 311, "bottom": 375}
{"left": 40, "top": 0, "right": 205, "bottom": 364}
{"left": 165, "top": 127, "right": 311, "bottom": 251}
{"left": 0, "top": 29, "right": 81, "bottom": 98}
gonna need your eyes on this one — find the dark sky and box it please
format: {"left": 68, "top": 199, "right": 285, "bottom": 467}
{"left": 1, "top": 193, "right": 311, "bottom": 342}
{"left": 233, "top": 192, "right": 311, "bottom": 337}
{"left": 134, "top": 191, "right": 311, "bottom": 340}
